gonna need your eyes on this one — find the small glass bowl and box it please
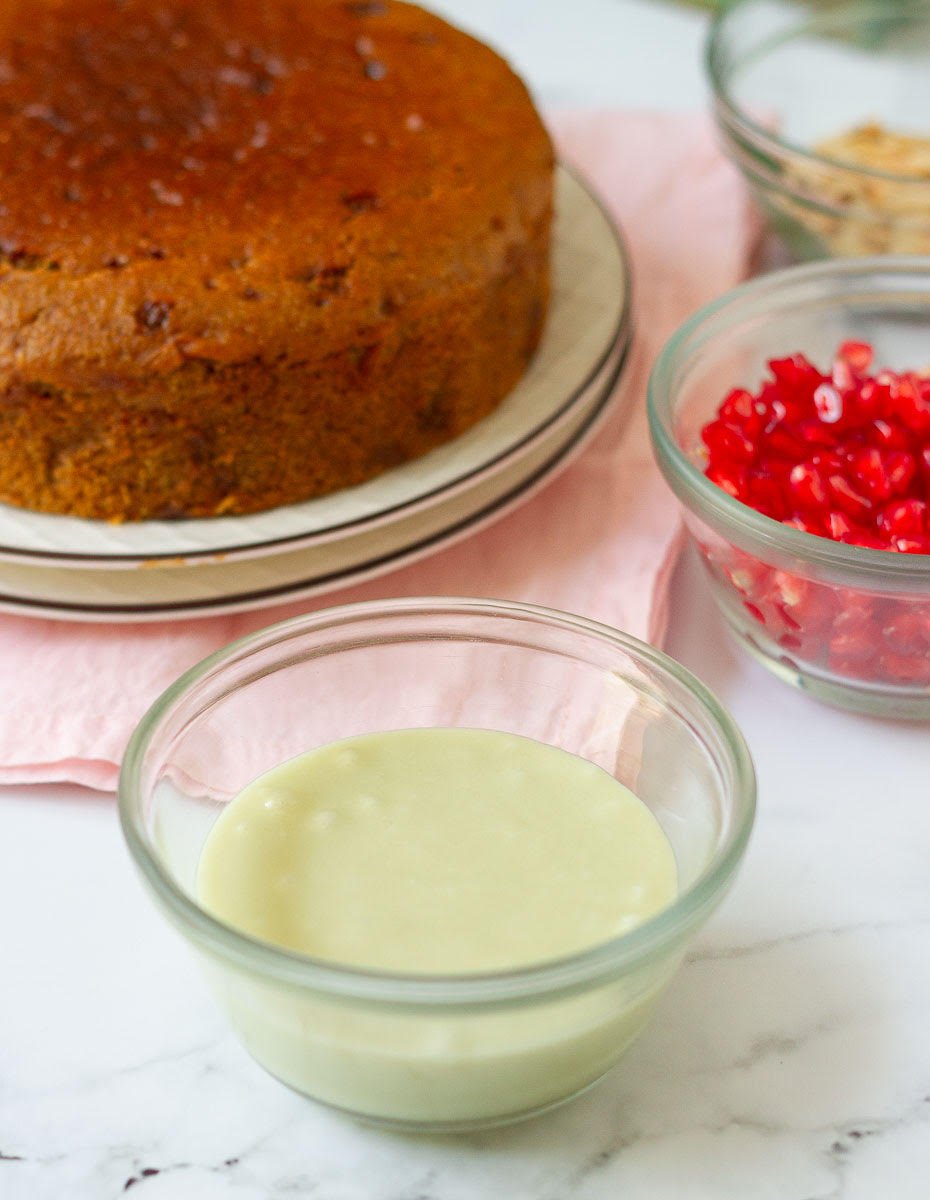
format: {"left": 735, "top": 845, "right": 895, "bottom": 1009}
{"left": 708, "top": 0, "right": 930, "bottom": 260}
{"left": 118, "top": 597, "right": 755, "bottom": 1131}
{"left": 649, "top": 255, "right": 930, "bottom": 718}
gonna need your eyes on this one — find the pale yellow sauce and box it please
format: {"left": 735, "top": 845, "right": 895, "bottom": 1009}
{"left": 198, "top": 728, "right": 677, "bottom": 974}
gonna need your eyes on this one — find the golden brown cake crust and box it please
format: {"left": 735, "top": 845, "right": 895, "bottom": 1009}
{"left": 0, "top": 0, "right": 553, "bottom": 519}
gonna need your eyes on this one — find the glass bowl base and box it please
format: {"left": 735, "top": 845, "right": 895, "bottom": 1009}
{"left": 262, "top": 1060, "right": 613, "bottom": 1134}
{"left": 733, "top": 628, "right": 930, "bottom": 720}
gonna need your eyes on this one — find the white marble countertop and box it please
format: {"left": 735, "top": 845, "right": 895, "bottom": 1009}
{"left": 3, "top": 3, "right": 930, "bottom": 1198}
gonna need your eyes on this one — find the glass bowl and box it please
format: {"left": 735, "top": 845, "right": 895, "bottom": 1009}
{"left": 707, "top": 0, "right": 930, "bottom": 260}
{"left": 649, "top": 255, "right": 930, "bottom": 718}
{"left": 118, "top": 597, "right": 755, "bottom": 1132}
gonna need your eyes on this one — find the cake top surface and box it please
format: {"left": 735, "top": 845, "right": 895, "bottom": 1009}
{"left": 0, "top": 0, "right": 551, "bottom": 274}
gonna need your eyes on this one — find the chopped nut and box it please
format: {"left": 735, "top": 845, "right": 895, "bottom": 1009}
{"left": 784, "top": 122, "right": 930, "bottom": 255}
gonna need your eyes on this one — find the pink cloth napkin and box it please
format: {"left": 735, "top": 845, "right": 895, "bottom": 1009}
{"left": 0, "top": 112, "right": 757, "bottom": 792}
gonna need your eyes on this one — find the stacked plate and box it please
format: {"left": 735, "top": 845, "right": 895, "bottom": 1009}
{"left": 0, "top": 168, "right": 632, "bottom": 622}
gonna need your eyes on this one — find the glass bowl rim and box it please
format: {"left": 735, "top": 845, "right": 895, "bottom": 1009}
{"left": 648, "top": 254, "right": 930, "bottom": 580}
{"left": 118, "top": 596, "right": 756, "bottom": 1007}
{"left": 707, "top": 0, "right": 930, "bottom": 190}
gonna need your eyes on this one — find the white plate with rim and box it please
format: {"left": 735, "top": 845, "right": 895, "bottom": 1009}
{"left": 0, "top": 167, "right": 630, "bottom": 569}
{"left": 0, "top": 333, "right": 631, "bottom": 620}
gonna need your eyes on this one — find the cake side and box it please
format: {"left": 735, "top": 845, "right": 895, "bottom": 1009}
{"left": 0, "top": 0, "right": 554, "bottom": 518}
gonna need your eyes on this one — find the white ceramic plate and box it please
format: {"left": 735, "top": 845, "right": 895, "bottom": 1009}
{"left": 0, "top": 166, "right": 630, "bottom": 568}
{"left": 0, "top": 335, "right": 630, "bottom": 620}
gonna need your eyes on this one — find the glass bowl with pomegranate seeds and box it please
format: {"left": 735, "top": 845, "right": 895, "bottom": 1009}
{"left": 648, "top": 256, "right": 930, "bottom": 718}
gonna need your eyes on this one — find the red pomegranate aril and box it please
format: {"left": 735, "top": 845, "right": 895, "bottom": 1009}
{"left": 698, "top": 339, "right": 930, "bottom": 691}
{"left": 702, "top": 420, "right": 756, "bottom": 463}
{"left": 848, "top": 446, "right": 893, "bottom": 501}
{"left": 719, "top": 387, "right": 755, "bottom": 423}
{"left": 748, "top": 472, "right": 788, "bottom": 519}
{"left": 892, "top": 375, "right": 930, "bottom": 436}
{"left": 773, "top": 572, "right": 838, "bottom": 633}
{"left": 834, "top": 597, "right": 874, "bottom": 634}
{"left": 828, "top": 653, "right": 881, "bottom": 682}
{"left": 810, "top": 449, "right": 844, "bottom": 474}
{"left": 827, "top": 474, "right": 873, "bottom": 520}
{"left": 869, "top": 418, "right": 911, "bottom": 450}
{"left": 877, "top": 651, "right": 930, "bottom": 685}
{"left": 826, "top": 510, "right": 859, "bottom": 540}
{"left": 744, "top": 601, "right": 767, "bottom": 625}
{"left": 768, "top": 353, "right": 819, "bottom": 391}
{"left": 883, "top": 611, "right": 930, "bottom": 655}
{"left": 765, "top": 428, "right": 808, "bottom": 459}
{"left": 837, "top": 339, "right": 873, "bottom": 373}
{"left": 788, "top": 462, "right": 829, "bottom": 510}
{"left": 814, "top": 382, "right": 844, "bottom": 424}
{"left": 797, "top": 418, "right": 839, "bottom": 448}
{"left": 784, "top": 513, "right": 825, "bottom": 536}
{"left": 886, "top": 450, "right": 917, "bottom": 496}
{"left": 853, "top": 531, "right": 888, "bottom": 549}
{"left": 878, "top": 499, "right": 927, "bottom": 538}
{"left": 706, "top": 463, "right": 749, "bottom": 500}
{"left": 724, "top": 560, "right": 772, "bottom": 599}
{"left": 892, "top": 534, "right": 930, "bottom": 554}
{"left": 829, "top": 629, "right": 874, "bottom": 662}
{"left": 830, "top": 358, "right": 855, "bottom": 394}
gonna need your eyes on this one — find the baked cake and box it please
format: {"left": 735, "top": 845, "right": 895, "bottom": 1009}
{"left": 0, "top": 0, "right": 553, "bottom": 520}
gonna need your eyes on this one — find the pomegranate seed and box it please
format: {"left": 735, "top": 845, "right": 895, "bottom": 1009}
{"left": 892, "top": 534, "right": 930, "bottom": 554}
{"left": 744, "top": 601, "right": 766, "bottom": 625}
{"left": 827, "top": 474, "right": 873, "bottom": 520}
{"left": 837, "top": 340, "right": 873, "bottom": 373}
{"left": 877, "top": 651, "right": 930, "bottom": 684}
{"left": 886, "top": 451, "right": 917, "bottom": 496}
{"left": 878, "top": 499, "right": 927, "bottom": 538}
{"left": 883, "top": 611, "right": 929, "bottom": 655}
{"left": 748, "top": 471, "right": 788, "bottom": 520}
{"left": 834, "top": 595, "right": 874, "bottom": 632}
{"left": 826, "top": 511, "right": 858, "bottom": 540}
{"left": 831, "top": 360, "right": 855, "bottom": 394}
{"left": 719, "top": 388, "right": 755, "bottom": 423}
{"left": 726, "top": 560, "right": 772, "bottom": 597}
{"left": 869, "top": 418, "right": 911, "bottom": 450}
{"left": 892, "top": 375, "right": 930, "bottom": 436}
{"left": 765, "top": 428, "right": 807, "bottom": 459}
{"left": 814, "top": 382, "right": 844, "bottom": 423}
{"left": 707, "top": 463, "right": 749, "bottom": 500}
{"left": 768, "top": 353, "right": 819, "bottom": 391}
{"left": 702, "top": 420, "right": 755, "bottom": 463}
{"left": 796, "top": 418, "right": 839, "bottom": 448}
{"left": 829, "top": 629, "right": 874, "bottom": 661}
{"left": 784, "top": 513, "right": 825, "bottom": 536}
{"left": 850, "top": 531, "right": 888, "bottom": 549}
{"left": 788, "top": 462, "right": 829, "bottom": 509}
{"left": 828, "top": 653, "right": 880, "bottom": 682}
{"left": 772, "top": 572, "right": 837, "bottom": 633}
{"left": 848, "top": 446, "right": 893, "bottom": 501}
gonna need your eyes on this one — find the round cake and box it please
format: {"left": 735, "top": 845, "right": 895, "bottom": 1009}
{"left": 0, "top": 0, "right": 553, "bottom": 520}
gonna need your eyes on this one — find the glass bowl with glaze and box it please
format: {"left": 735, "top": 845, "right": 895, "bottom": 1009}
{"left": 119, "top": 597, "right": 755, "bottom": 1130}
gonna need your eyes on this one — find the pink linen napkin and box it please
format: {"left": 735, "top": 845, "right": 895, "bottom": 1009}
{"left": 0, "top": 112, "right": 757, "bottom": 792}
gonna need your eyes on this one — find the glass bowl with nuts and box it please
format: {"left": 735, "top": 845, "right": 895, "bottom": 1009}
{"left": 708, "top": 0, "right": 930, "bottom": 260}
